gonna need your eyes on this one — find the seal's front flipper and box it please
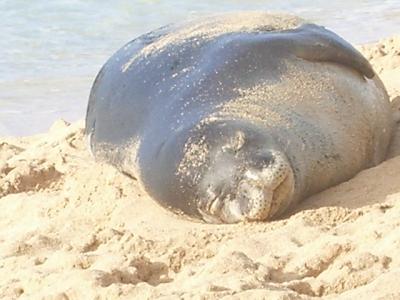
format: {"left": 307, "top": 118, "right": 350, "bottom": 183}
{"left": 288, "top": 24, "right": 375, "bottom": 79}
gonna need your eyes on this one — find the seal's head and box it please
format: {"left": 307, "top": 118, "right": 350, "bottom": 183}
{"left": 178, "top": 120, "right": 295, "bottom": 223}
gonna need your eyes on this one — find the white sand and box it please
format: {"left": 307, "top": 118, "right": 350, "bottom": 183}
{"left": 1, "top": 37, "right": 400, "bottom": 300}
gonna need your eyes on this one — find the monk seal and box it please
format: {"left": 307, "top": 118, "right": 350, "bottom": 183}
{"left": 85, "top": 12, "right": 394, "bottom": 223}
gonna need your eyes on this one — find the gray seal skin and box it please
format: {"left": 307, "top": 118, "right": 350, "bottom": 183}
{"left": 85, "top": 12, "right": 394, "bottom": 223}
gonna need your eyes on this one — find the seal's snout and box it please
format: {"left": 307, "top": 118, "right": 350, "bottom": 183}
{"left": 218, "top": 150, "right": 295, "bottom": 223}
{"left": 197, "top": 128, "right": 295, "bottom": 223}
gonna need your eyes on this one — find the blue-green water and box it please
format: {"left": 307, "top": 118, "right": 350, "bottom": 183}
{"left": 1, "top": 0, "right": 400, "bottom": 136}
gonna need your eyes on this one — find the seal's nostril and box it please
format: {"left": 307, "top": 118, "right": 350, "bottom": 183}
{"left": 257, "top": 153, "right": 276, "bottom": 168}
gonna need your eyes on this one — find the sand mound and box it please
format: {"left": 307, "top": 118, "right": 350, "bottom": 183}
{"left": 359, "top": 35, "right": 400, "bottom": 98}
{"left": 1, "top": 37, "right": 400, "bottom": 300}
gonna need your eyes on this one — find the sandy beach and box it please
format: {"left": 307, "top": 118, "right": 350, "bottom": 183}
{"left": 0, "top": 36, "right": 399, "bottom": 300}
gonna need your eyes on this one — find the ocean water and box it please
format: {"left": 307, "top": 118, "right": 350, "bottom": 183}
{"left": 1, "top": 0, "right": 400, "bottom": 136}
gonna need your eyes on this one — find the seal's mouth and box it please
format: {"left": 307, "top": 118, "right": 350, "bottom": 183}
{"left": 198, "top": 150, "right": 295, "bottom": 224}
